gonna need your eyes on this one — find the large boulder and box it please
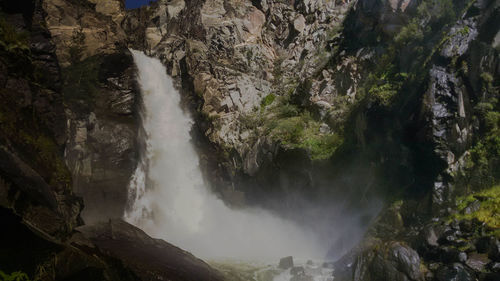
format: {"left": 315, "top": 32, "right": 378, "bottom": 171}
{"left": 77, "top": 219, "right": 224, "bottom": 281}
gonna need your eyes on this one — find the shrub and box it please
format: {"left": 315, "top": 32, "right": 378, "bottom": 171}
{"left": 260, "top": 93, "right": 276, "bottom": 109}
{"left": 0, "top": 17, "right": 30, "bottom": 54}
{"left": 0, "top": 270, "right": 31, "bottom": 281}
{"left": 453, "top": 185, "right": 500, "bottom": 230}
{"left": 267, "top": 111, "right": 343, "bottom": 160}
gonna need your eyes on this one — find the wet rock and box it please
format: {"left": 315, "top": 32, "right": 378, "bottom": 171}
{"left": 344, "top": 241, "right": 422, "bottom": 281}
{"left": 279, "top": 256, "right": 294, "bottom": 269}
{"left": 465, "top": 253, "right": 489, "bottom": 272}
{"left": 304, "top": 265, "right": 322, "bottom": 276}
{"left": 291, "top": 266, "right": 305, "bottom": 276}
{"left": 436, "top": 263, "right": 473, "bottom": 281}
{"left": 65, "top": 52, "right": 139, "bottom": 222}
{"left": 290, "top": 275, "right": 313, "bottom": 281}
{"left": 488, "top": 238, "right": 500, "bottom": 261}
{"left": 77, "top": 220, "right": 224, "bottom": 281}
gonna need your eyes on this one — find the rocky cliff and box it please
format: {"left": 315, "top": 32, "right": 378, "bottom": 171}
{"left": 0, "top": 0, "right": 499, "bottom": 280}
{"left": 124, "top": 0, "right": 500, "bottom": 279}
{"left": 0, "top": 1, "right": 223, "bottom": 280}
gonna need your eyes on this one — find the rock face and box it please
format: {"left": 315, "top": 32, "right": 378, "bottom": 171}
{"left": 77, "top": 219, "right": 224, "bottom": 281}
{"left": 38, "top": 0, "right": 139, "bottom": 222}
{"left": 42, "top": 0, "right": 126, "bottom": 66}
{"left": 279, "top": 256, "right": 294, "bottom": 269}
{"left": 0, "top": 1, "right": 221, "bottom": 280}
{"left": 0, "top": 0, "right": 81, "bottom": 239}
{"left": 1, "top": 0, "right": 499, "bottom": 280}
{"left": 63, "top": 51, "right": 138, "bottom": 223}
{"left": 123, "top": 0, "right": 356, "bottom": 201}
{"left": 334, "top": 241, "right": 423, "bottom": 281}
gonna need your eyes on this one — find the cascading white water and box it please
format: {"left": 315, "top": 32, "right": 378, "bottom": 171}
{"left": 125, "top": 50, "right": 325, "bottom": 260}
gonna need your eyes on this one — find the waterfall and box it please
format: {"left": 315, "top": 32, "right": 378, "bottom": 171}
{"left": 124, "top": 50, "right": 325, "bottom": 260}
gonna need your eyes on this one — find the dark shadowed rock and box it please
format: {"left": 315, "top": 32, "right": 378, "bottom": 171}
{"left": 77, "top": 219, "right": 224, "bottom": 281}
{"left": 337, "top": 241, "right": 422, "bottom": 281}
{"left": 476, "top": 236, "right": 493, "bottom": 253}
{"left": 436, "top": 263, "right": 473, "bottom": 281}
{"left": 279, "top": 256, "right": 294, "bottom": 269}
{"left": 488, "top": 238, "right": 500, "bottom": 261}
{"left": 291, "top": 266, "right": 305, "bottom": 276}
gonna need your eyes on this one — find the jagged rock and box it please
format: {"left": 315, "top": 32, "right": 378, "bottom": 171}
{"left": 279, "top": 256, "right": 294, "bottom": 269}
{"left": 339, "top": 241, "right": 422, "bottom": 281}
{"left": 291, "top": 266, "right": 305, "bottom": 276}
{"left": 436, "top": 263, "right": 473, "bottom": 281}
{"left": 465, "top": 253, "right": 490, "bottom": 272}
{"left": 489, "top": 238, "right": 500, "bottom": 261}
{"left": 42, "top": 0, "right": 126, "bottom": 66}
{"left": 441, "top": 19, "right": 479, "bottom": 58}
{"left": 77, "top": 220, "right": 224, "bottom": 281}
{"left": 64, "top": 51, "right": 139, "bottom": 222}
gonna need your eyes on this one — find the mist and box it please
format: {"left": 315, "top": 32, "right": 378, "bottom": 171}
{"left": 125, "top": 50, "right": 380, "bottom": 261}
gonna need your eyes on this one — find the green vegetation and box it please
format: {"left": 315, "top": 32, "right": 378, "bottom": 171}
{"left": 62, "top": 55, "right": 102, "bottom": 109}
{"left": 260, "top": 93, "right": 276, "bottom": 109}
{"left": 266, "top": 110, "right": 343, "bottom": 160}
{"left": 0, "top": 17, "right": 30, "bottom": 55}
{"left": 453, "top": 185, "right": 500, "bottom": 231}
{"left": 0, "top": 270, "right": 31, "bottom": 281}
{"left": 354, "top": 0, "right": 468, "bottom": 109}
{"left": 242, "top": 91, "right": 344, "bottom": 160}
{"left": 462, "top": 96, "right": 500, "bottom": 188}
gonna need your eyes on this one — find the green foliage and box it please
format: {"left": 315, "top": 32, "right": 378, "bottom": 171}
{"left": 0, "top": 270, "right": 31, "bottom": 281}
{"left": 453, "top": 185, "right": 500, "bottom": 229}
{"left": 462, "top": 96, "right": 500, "bottom": 188}
{"left": 272, "top": 101, "right": 300, "bottom": 118}
{"left": 480, "top": 72, "right": 494, "bottom": 92}
{"left": 260, "top": 93, "right": 276, "bottom": 108}
{"left": 355, "top": 0, "right": 469, "bottom": 109}
{"left": 62, "top": 55, "right": 102, "bottom": 109}
{"left": 0, "top": 17, "right": 30, "bottom": 54}
{"left": 467, "top": 130, "right": 500, "bottom": 185}
{"left": 266, "top": 111, "right": 343, "bottom": 160}
{"left": 394, "top": 21, "right": 424, "bottom": 46}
